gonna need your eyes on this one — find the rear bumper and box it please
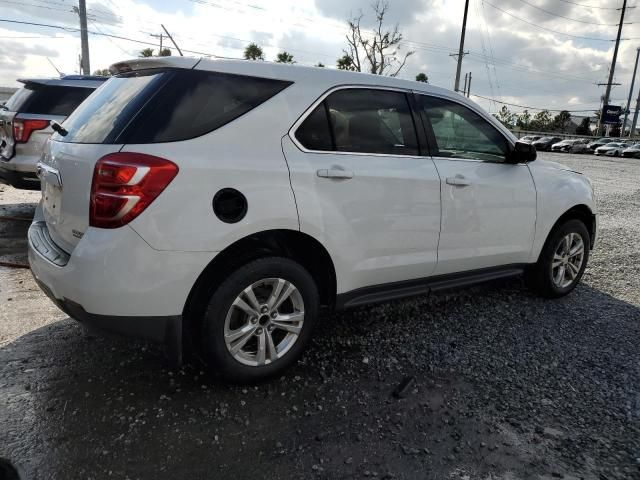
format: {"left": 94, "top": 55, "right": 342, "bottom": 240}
{"left": 34, "top": 275, "right": 182, "bottom": 362}
{"left": 28, "top": 204, "right": 217, "bottom": 361}
{"left": 0, "top": 165, "right": 39, "bottom": 189}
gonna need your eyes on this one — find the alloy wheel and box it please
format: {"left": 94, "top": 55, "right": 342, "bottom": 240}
{"left": 223, "top": 278, "right": 305, "bottom": 367}
{"left": 551, "top": 232, "right": 585, "bottom": 289}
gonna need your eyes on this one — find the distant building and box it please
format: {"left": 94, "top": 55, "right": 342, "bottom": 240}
{"left": 0, "top": 86, "right": 17, "bottom": 104}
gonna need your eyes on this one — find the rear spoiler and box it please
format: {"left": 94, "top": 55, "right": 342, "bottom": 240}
{"left": 17, "top": 77, "right": 107, "bottom": 88}
{"left": 109, "top": 57, "right": 201, "bottom": 75}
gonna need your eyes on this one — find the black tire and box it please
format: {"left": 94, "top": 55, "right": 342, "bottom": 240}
{"left": 201, "top": 257, "right": 319, "bottom": 383}
{"left": 525, "top": 219, "right": 590, "bottom": 298}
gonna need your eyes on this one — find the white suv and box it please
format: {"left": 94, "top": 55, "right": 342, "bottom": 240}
{"left": 29, "top": 57, "right": 597, "bottom": 382}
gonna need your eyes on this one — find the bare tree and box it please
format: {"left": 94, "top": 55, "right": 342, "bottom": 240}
{"left": 341, "top": 1, "right": 414, "bottom": 76}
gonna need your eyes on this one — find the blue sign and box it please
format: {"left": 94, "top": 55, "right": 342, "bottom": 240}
{"left": 602, "top": 105, "right": 622, "bottom": 125}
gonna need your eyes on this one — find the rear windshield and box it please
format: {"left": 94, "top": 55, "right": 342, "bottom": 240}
{"left": 5, "top": 85, "right": 93, "bottom": 116}
{"left": 55, "top": 68, "right": 293, "bottom": 144}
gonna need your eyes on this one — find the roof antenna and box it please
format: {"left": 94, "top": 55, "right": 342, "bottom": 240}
{"left": 46, "top": 57, "right": 64, "bottom": 78}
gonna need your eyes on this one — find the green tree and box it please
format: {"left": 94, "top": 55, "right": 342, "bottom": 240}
{"left": 337, "top": 54, "right": 357, "bottom": 71}
{"left": 139, "top": 48, "right": 154, "bottom": 58}
{"left": 415, "top": 73, "right": 428, "bottom": 83}
{"left": 516, "top": 109, "right": 531, "bottom": 130}
{"left": 275, "top": 51, "right": 295, "bottom": 63}
{"left": 159, "top": 48, "right": 172, "bottom": 57}
{"left": 341, "top": 0, "right": 414, "bottom": 76}
{"left": 316, "top": 62, "right": 325, "bottom": 68}
{"left": 92, "top": 68, "right": 111, "bottom": 76}
{"left": 575, "top": 117, "right": 591, "bottom": 136}
{"left": 244, "top": 43, "right": 264, "bottom": 61}
{"left": 552, "top": 110, "right": 571, "bottom": 133}
{"left": 493, "top": 106, "right": 515, "bottom": 128}
{"left": 530, "top": 110, "right": 552, "bottom": 131}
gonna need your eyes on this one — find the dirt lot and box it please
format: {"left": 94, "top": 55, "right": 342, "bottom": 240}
{"left": 1, "top": 152, "right": 639, "bottom": 480}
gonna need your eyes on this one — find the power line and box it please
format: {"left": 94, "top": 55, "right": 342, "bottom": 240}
{"left": 471, "top": 93, "right": 600, "bottom": 112}
{"left": 556, "top": 0, "right": 623, "bottom": 10}
{"left": 514, "top": 0, "right": 624, "bottom": 26}
{"left": 0, "top": 17, "right": 217, "bottom": 56}
{"left": 483, "top": 0, "right": 617, "bottom": 41}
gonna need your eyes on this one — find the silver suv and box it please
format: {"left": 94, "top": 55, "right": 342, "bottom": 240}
{"left": 0, "top": 75, "right": 106, "bottom": 189}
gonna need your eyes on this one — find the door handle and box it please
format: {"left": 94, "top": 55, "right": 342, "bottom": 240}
{"left": 446, "top": 175, "right": 470, "bottom": 187}
{"left": 317, "top": 168, "right": 354, "bottom": 179}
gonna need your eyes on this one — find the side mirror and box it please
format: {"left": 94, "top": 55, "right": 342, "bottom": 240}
{"left": 507, "top": 141, "right": 536, "bottom": 164}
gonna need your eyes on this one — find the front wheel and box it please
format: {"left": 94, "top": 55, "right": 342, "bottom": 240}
{"left": 201, "top": 257, "right": 319, "bottom": 382}
{"left": 526, "top": 219, "right": 590, "bottom": 298}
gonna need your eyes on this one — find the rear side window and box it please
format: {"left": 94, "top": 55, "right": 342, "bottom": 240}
{"left": 14, "top": 85, "right": 93, "bottom": 116}
{"left": 56, "top": 69, "right": 292, "bottom": 144}
{"left": 295, "top": 88, "right": 420, "bottom": 156}
{"left": 124, "top": 70, "right": 291, "bottom": 143}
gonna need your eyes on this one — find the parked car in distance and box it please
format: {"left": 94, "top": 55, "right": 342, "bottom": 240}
{"left": 550, "top": 138, "right": 590, "bottom": 153}
{"left": 519, "top": 135, "right": 542, "bottom": 144}
{"left": 29, "top": 57, "right": 597, "bottom": 382}
{"left": 0, "top": 75, "right": 106, "bottom": 189}
{"left": 594, "top": 142, "right": 625, "bottom": 156}
{"left": 532, "top": 136, "right": 563, "bottom": 151}
{"left": 622, "top": 143, "right": 640, "bottom": 158}
{"left": 587, "top": 137, "right": 614, "bottom": 152}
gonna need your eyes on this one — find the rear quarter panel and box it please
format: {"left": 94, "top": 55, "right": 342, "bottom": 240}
{"left": 126, "top": 91, "right": 302, "bottom": 252}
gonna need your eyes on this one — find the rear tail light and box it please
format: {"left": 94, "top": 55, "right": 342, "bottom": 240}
{"left": 13, "top": 119, "right": 49, "bottom": 143}
{"left": 90, "top": 152, "right": 178, "bottom": 229}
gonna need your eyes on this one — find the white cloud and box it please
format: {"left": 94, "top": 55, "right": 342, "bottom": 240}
{"left": 0, "top": 0, "right": 637, "bottom": 115}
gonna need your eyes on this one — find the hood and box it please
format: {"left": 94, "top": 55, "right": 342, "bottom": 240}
{"left": 533, "top": 159, "right": 582, "bottom": 175}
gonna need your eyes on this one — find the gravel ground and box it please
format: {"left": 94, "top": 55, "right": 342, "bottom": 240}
{"left": 0, "top": 152, "right": 639, "bottom": 480}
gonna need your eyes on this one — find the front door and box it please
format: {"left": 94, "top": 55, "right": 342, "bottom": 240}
{"left": 283, "top": 87, "right": 441, "bottom": 294}
{"left": 417, "top": 94, "right": 537, "bottom": 275}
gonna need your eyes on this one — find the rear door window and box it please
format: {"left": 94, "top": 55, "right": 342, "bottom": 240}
{"left": 294, "top": 103, "right": 333, "bottom": 151}
{"left": 325, "top": 89, "right": 419, "bottom": 156}
{"left": 14, "top": 85, "right": 93, "bottom": 116}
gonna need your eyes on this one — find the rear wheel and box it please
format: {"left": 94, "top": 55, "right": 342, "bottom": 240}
{"left": 201, "top": 257, "right": 319, "bottom": 382}
{"left": 526, "top": 219, "right": 590, "bottom": 298}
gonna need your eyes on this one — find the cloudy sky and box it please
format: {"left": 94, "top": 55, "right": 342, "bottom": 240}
{"left": 0, "top": 0, "right": 638, "bottom": 115}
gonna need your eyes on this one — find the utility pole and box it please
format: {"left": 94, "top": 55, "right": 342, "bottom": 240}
{"left": 453, "top": 0, "right": 470, "bottom": 92}
{"left": 466, "top": 72, "right": 472, "bottom": 98}
{"left": 78, "top": 0, "right": 90, "bottom": 74}
{"left": 631, "top": 83, "right": 640, "bottom": 137}
{"left": 463, "top": 73, "right": 468, "bottom": 96}
{"left": 161, "top": 24, "right": 183, "bottom": 56}
{"left": 597, "top": 0, "right": 627, "bottom": 136}
{"left": 623, "top": 47, "right": 640, "bottom": 136}
{"left": 151, "top": 33, "right": 163, "bottom": 54}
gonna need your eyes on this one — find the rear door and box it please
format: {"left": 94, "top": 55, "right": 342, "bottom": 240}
{"left": 283, "top": 87, "right": 441, "bottom": 294}
{"left": 416, "top": 94, "right": 536, "bottom": 275}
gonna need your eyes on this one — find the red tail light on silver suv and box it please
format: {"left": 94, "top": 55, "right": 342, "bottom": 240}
{"left": 90, "top": 152, "right": 178, "bottom": 229}
{"left": 13, "top": 119, "right": 49, "bottom": 143}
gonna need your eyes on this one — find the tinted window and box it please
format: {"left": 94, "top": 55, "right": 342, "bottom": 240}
{"left": 123, "top": 70, "right": 292, "bottom": 143}
{"left": 420, "top": 95, "right": 508, "bottom": 162}
{"left": 325, "top": 89, "right": 419, "bottom": 156}
{"left": 17, "top": 85, "right": 93, "bottom": 116}
{"left": 4, "top": 88, "right": 34, "bottom": 112}
{"left": 295, "top": 103, "right": 333, "bottom": 151}
{"left": 56, "top": 70, "right": 167, "bottom": 143}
